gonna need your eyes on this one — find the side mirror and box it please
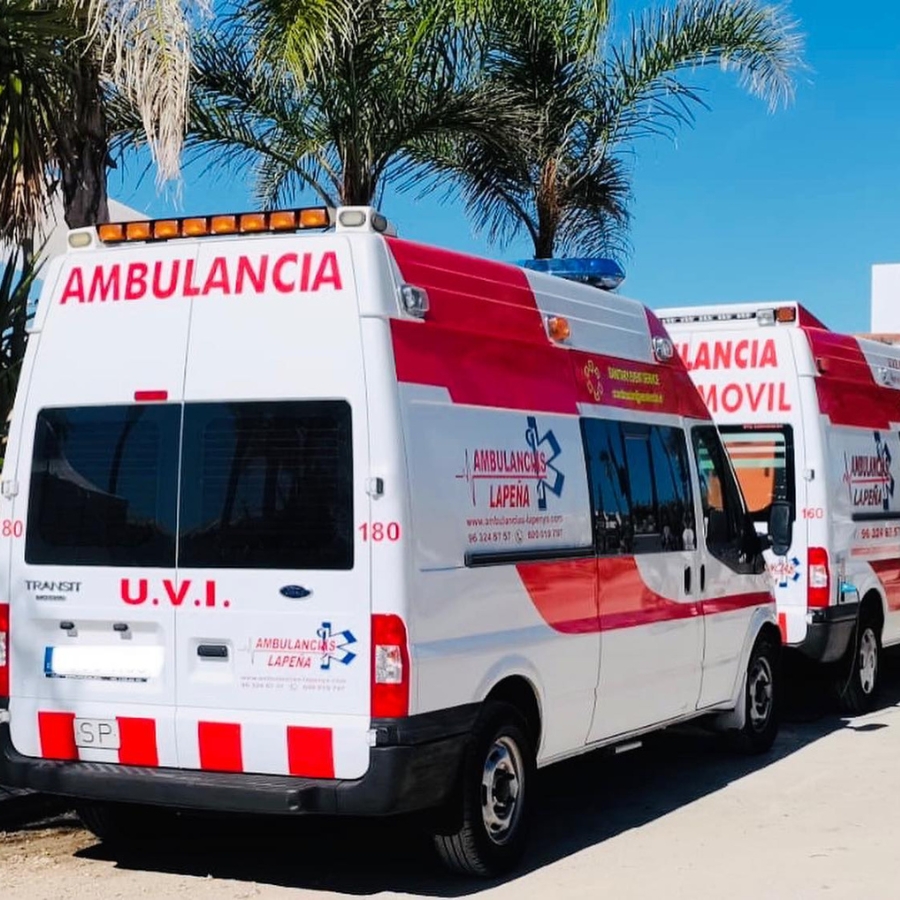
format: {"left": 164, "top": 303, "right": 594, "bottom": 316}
{"left": 767, "top": 500, "right": 793, "bottom": 557}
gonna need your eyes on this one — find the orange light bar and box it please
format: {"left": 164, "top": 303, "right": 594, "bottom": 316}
{"left": 211, "top": 215, "right": 238, "bottom": 234}
{"left": 98, "top": 223, "right": 125, "bottom": 243}
{"left": 94, "top": 206, "right": 333, "bottom": 244}
{"left": 182, "top": 218, "right": 208, "bottom": 237}
{"left": 153, "top": 220, "right": 180, "bottom": 240}
{"left": 775, "top": 306, "right": 797, "bottom": 323}
{"left": 270, "top": 211, "right": 297, "bottom": 231}
{"left": 300, "top": 208, "right": 330, "bottom": 228}
{"left": 240, "top": 213, "right": 267, "bottom": 233}
{"left": 126, "top": 221, "right": 152, "bottom": 241}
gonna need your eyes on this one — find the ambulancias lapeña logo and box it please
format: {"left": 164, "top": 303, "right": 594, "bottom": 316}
{"left": 843, "top": 431, "right": 895, "bottom": 511}
{"left": 457, "top": 417, "right": 565, "bottom": 510}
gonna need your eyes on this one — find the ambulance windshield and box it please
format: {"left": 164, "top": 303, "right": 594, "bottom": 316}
{"left": 719, "top": 425, "right": 795, "bottom": 523}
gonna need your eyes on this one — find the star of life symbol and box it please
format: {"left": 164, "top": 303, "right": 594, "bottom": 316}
{"left": 317, "top": 622, "right": 357, "bottom": 670}
{"left": 770, "top": 556, "right": 801, "bottom": 589}
{"left": 583, "top": 360, "right": 604, "bottom": 402}
{"left": 526, "top": 416, "right": 564, "bottom": 510}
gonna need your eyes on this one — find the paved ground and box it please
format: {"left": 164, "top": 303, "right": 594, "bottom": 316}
{"left": 2, "top": 656, "right": 899, "bottom": 900}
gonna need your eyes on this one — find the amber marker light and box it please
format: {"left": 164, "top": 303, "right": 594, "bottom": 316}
{"left": 299, "top": 208, "right": 330, "bottom": 228}
{"left": 97, "top": 223, "right": 125, "bottom": 243}
{"left": 547, "top": 316, "right": 571, "bottom": 342}
{"left": 153, "top": 220, "right": 180, "bottom": 239}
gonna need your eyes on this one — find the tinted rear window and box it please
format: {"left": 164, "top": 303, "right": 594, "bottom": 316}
{"left": 179, "top": 401, "right": 353, "bottom": 569}
{"left": 26, "top": 400, "right": 353, "bottom": 570}
{"left": 26, "top": 405, "right": 180, "bottom": 566}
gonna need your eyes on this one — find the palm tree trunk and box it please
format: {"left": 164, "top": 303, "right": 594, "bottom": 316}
{"left": 56, "top": 55, "right": 110, "bottom": 230}
{"left": 534, "top": 158, "right": 560, "bottom": 259}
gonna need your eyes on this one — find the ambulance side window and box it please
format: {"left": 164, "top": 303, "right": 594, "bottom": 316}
{"left": 581, "top": 419, "right": 692, "bottom": 555}
{"left": 691, "top": 425, "right": 751, "bottom": 567}
{"left": 581, "top": 419, "right": 633, "bottom": 554}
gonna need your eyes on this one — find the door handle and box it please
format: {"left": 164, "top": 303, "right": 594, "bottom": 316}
{"left": 700, "top": 564, "right": 706, "bottom": 592}
{"left": 684, "top": 566, "right": 692, "bottom": 594}
{"left": 197, "top": 644, "right": 228, "bottom": 659}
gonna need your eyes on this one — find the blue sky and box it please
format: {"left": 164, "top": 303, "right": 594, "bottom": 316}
{"left": 111, "top": 0, "right": 900, "bottom": 335}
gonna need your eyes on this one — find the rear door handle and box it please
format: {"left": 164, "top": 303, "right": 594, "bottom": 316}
{"left": 197, "top": 644, "right": 228, "bottom": 659}
{"left": 684, "top": 566, "right": 692, "bottom": 594}
{"left": 700, "top": 564, "right": 706, "bottom": 592}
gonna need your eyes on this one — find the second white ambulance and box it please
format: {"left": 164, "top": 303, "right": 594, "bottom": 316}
{"left": 0, "top": 208, "right": 784, "bottom": 876}
{"left": 661, "top": 302, "right": 900, "bottom": 713}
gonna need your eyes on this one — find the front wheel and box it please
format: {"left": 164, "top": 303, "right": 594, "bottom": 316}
{"left": 730, "top": 632, "right": 779, "bottom": 754}
{"left": 433, "top": 702, "right": 535, "bottom": 877}
{"left": 836, "top": 611, "right": 881, "bottom": 715}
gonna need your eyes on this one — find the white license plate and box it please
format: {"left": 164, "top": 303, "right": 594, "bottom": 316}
{"left": 73, "top": 718, "right": 120, "bottom": 750}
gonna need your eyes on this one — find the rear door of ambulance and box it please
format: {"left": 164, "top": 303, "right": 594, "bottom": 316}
{"left": 175, "top": 235, "right": 371, "bottom": 781}
{"left": 8, "top": 240, "right": 191, "bottom": 768}
{"left": 8, "top": 233, "right": 372, "bottom": 781}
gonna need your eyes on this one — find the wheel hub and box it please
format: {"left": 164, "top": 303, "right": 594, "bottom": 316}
{"left": 858, "top": 627, "right": 878, "bottom": 695}
{"left": 480, "top": 736, "right": 524, "bottom": 845}
{"left": 748, "top": 656, "right": 773, "bottom": 732}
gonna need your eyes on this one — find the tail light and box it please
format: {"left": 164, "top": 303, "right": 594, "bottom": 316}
{"left": 0, "top": 603, "right": 9, "bottom": 698}
{"left": 371, "top": 614, "right": 409, "bottom": 718}
{"left": 808, "top": 547, "right": 831, "bottom": 608}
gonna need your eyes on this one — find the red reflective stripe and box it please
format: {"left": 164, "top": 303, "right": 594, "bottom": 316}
{"left": 117, "top": 717, "right": 158, "bottom": 767}
{"left": 517, "top": 557, "right": 772, "bottom": 634}
{"left": 286, "top": 726, "right": 334, "bottom": 778}
{"left": 197, "top": 722, "right": 243, "bottom": 772}
{"left": 134, "top": 390, "right": 168, "bottom": 402}
{"left": 700, "top": 592, "right": 773, "bottom": 616}
{"left": 38, "top": 711, "right": 77, "bottom": 760}
{"left": 778, "top": 612, "right": 788, "bottom": 643}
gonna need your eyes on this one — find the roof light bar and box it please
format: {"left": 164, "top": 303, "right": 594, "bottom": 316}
{"left": 97, "top": 207, "right": 334, "bottom": 244}
{"left": 518, "top": 257, "right": 625, "bottom": 291}
{"left": 659, "top": 306, "right": 798, "bottom": 326}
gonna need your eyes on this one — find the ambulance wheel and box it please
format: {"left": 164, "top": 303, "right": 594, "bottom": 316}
{"left": 76, "top": 801, "right": 170, "bottom": 845}
{"left": 731, "top": 631, "right": 779, "bottom": 754}
{"left": 836, "top": 609, "right": 881, "bottom": 715}
{"left": 433, "top": 702, "right": 535, "bottom": 877}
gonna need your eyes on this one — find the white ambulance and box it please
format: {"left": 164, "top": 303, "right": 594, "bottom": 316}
{"left": 0, "top": 207, "right": 784, "bottom": 876}
{"left": 660, "top": 302, "right": 900, "bottom": 714}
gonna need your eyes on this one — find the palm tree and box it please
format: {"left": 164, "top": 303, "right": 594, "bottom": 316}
{"left": 164, "top": 0, "right": 519, "bottom": 209}
{"left": 0, "top": 0, "right": 82, "bottom": 245}
{"left": 432, "top": 0, "right": 804, "bottom": 260}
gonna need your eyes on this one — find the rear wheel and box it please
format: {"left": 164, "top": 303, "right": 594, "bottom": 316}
{"left": 433, "top": 702, "right": 535, "bottom": 877}
{"left": 731, "top": 632, "right": 779, "bottom": 754}
{"left": 836, "top": 609, "right": 881, "bottom": 715}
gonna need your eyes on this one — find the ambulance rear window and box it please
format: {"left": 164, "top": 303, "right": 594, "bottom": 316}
{"left": 25, "top": 400, "right": 354, "bottom": 570}
{"left": 26, "top": 405, "right": 180, "bottom": 566}
{"left": 178, "top": 401, "right": 353, "bottom": 570}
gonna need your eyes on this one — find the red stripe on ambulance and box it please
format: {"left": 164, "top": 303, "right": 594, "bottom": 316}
{"left": 117, "top": 717, "right": 159, "bottom": 767}
{"left": 37, "top": 711, "right": 77, "bottom": 760}
{"left": 198, "top": 721, "right": 243, "bottom": 773}
{"left": 287, "top": 726, "right": 335, "bottom": 778}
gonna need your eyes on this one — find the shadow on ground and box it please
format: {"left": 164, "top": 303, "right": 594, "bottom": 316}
{"left": 7, "top": 651, "right": 900, "bottom": 896}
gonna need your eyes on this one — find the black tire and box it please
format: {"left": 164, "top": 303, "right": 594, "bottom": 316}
{"left": 731, "top": 631, "right": 779, "bottom": 754}
{"left": 76, "top": 801, "right": 172, "bottom": 845}
{"left": 433, "top": 702, "right": 535, "bottom": 877}
{"left": 836, "top": 609, "right": 881, "bottom": 715}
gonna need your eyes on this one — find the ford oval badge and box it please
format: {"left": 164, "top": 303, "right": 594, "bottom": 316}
{"left": 280, "top": 585, "right": 312, "bottom": 600}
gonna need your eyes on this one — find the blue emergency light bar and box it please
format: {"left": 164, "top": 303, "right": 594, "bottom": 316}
{"left": 517, "top": 257, "right": 625, "bottom": 291}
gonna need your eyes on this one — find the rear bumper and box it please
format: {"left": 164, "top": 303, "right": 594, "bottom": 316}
{"left": 0, "top": 705, "right": 478, "bottom": 817}
{"left": 794, "top": 602, "right": 859, "bottom": 664}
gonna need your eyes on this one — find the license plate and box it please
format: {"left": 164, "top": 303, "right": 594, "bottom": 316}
{"left": 73, "top": 718, "right": 120, "bottom": 750}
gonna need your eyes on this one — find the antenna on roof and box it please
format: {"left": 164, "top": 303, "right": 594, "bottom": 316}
{"left": 517, "top": 257, "right": 625, "bottom": 291}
